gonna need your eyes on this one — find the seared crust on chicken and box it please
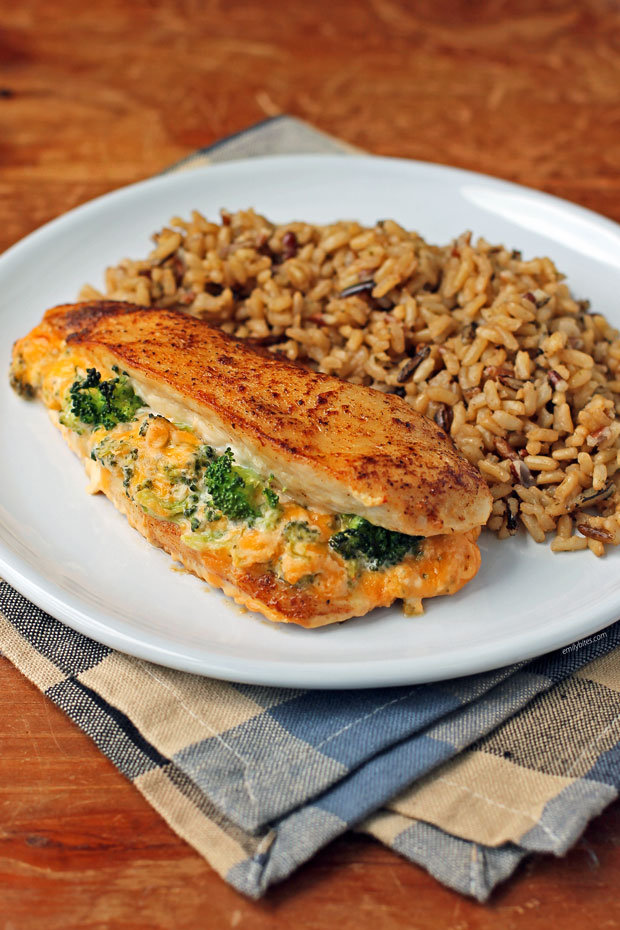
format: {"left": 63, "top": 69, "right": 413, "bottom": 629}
{"left": 13, "top": 301, "right": 491, "bottom": 537}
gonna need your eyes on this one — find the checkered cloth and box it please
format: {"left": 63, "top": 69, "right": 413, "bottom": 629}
{"left": 3, "top": 116, "right": 620, "bottom": 901}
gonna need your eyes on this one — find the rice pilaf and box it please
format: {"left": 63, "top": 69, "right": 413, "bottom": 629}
{"left": 79, "top": 208, "right": 620, "bottom": 555}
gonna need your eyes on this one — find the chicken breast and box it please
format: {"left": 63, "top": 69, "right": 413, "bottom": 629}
{"left": 10, "top": 300, "right": 492, "bottom": 627}
{"left": 13, "top": 301, "right": 491, "bottom": 535}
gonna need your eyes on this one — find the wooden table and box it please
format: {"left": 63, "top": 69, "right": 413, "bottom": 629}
{"left": 3, "top": 1, "right": 620, "bottom": 925}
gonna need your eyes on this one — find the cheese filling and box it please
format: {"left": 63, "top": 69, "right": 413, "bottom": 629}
{"left": 44, "top": 358, "right": 430, "bottom": 602}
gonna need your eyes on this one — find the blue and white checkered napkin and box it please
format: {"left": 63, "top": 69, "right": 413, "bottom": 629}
{"left": 2, "top": 576, "right": 620, "bottom": 900}
{"left": 3, "top": 117, "right": 620, "bottom": 901}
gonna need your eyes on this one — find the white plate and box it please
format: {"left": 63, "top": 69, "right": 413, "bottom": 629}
{"left": 2, "top": 154, "right": 620, "bottom": 689}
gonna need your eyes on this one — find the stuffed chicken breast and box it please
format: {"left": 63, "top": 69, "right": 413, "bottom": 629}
{"left": 10, "top": 301, "right": 492, "bottom": 626}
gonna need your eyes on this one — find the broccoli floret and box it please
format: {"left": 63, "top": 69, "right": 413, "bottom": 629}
{"left": 284, "top": 521, "right": 319, "bottom": 543}
{"left": 66, "top": 368, "right": 145, "bottom": 431}
{"left": 263, "top": 487, "right": 279, "bottom": 509}
{"left": 182, "top": 492, "right": 200, "bottom": 517}
{"left": 183, "top": 447, "right": 282, "bottom": 528}
{"left": 329, "top": 514, "right": 422, "bottom": 571}
{"left": 283, "top": 520, "right": 320, "bottom": 556}
{"left": 195, "top": 445, "right": 217, "bottom": 472}
{"left": 91, "top": 435, "right": 138, "bottom": 480}
{"left": 205, "top": 448, "right": 262, "bottom": 524}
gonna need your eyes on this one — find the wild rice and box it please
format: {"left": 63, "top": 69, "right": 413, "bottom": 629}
{"left": 80, "top": 208, "right": 620, "bottom": 554}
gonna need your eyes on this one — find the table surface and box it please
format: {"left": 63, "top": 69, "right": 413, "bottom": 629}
{"left": 3, "top": 1, "right": 620, "bottom": 926}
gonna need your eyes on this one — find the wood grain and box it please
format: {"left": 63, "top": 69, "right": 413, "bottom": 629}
{"left": 3, "top": 0, "right": 620, "bottom": 925}
{"left": 2, "top": 656, "right": 620, "bottom": 929}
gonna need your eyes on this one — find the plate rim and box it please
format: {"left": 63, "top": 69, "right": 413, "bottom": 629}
{"left": 5, "top": 152, "right": 620, "bottom": 271}
{"left": 3, "top": 152, "right": 620, "bottom": 688}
